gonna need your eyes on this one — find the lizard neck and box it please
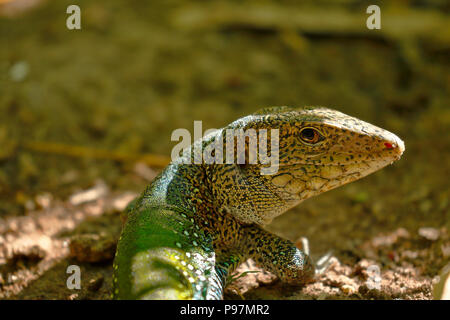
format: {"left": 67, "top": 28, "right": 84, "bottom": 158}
{"left": 141, "top": 162, "right": 212, "bottom": 216}
{"left": 150, "top": 127, "right": 296, "bottom": 226}
{"left": 142, "top": 163, "right": 246, "bottom": 247}
{"left": 209, "top": 164, "right": 298, "bottom": 225}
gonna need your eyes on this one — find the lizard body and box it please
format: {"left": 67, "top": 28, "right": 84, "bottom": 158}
{"left": 112, "top": 106, "right": 405, "bottom": 299}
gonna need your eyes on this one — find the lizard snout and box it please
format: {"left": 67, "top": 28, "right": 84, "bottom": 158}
{"left": 384, "top": 134, "right": 405, "bottom": 159}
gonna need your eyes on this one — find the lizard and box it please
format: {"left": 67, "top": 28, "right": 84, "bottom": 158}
{"left": 112, "top": 106, "right": 405, "bottom": 299}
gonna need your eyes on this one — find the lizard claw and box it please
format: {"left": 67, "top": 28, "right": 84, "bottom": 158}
{"left": 297, "top": 237, "right": 310, "bottom": 255}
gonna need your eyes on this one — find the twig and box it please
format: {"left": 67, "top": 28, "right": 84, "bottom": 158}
{"left": 22, "top": 141, "right": 170, "bottom": 168}
{"left": 171, "top": 4, "right": 450, "bottom": 47}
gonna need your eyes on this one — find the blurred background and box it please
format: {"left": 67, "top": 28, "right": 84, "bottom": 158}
{"left": 0, "top": 0, "right": 449, "bottom": 299}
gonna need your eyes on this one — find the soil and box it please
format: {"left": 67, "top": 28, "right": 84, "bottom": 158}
{"left": 0, "top": 178, "right": 448, "bottom": 300}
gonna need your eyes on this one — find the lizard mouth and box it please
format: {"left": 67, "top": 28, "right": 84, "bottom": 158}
{"left": 262, "top": 148, "right": 404, "bottom": 198}
{"left": 277, "top": 134, "right": 405, "bottom": 168}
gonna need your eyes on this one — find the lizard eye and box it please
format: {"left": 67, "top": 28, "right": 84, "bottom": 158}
{"left": 299, "top": 127, "right": 323, "bottom": 145}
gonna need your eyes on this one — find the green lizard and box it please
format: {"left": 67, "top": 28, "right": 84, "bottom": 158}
{"left": 112, "top": 106, "right": 405, "bottom": 299}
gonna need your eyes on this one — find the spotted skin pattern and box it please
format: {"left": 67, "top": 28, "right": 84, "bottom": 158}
{"left": 112, "top": 106, "right": 405, "bottom": 299}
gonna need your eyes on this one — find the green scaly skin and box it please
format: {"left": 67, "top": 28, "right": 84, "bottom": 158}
{"left": 112, "top": 106, "right": 405, "bottom": 299}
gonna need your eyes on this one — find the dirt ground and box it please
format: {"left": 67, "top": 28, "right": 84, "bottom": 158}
{"left": 0, "top": 0, "right": 449, "bottom": 300}
{"left": 0, "top": 175, "right": 448, "bottom": 300}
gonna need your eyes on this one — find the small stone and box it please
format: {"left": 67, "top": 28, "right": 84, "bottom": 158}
{"left": 442, "top": 244, "right": 450, "bottom": 258}
{"left": 341, "top": 284, "right": 357, "bottom": 295}
{"left": 323, "top": 274, "right": 349, "bottom": 288}
{"left": 8, "top": 274, "right": 17, "bottom": 283}
{"left": 69, "top": 180, "right": 108, "bottom": 205}
{"left": 24, "top": 199, "right": 36, "bottom": 211}
{"left": 353, "top": 259, "right": 377, "bottom": 280}
{"left": 69, "top": 233, "right": 116, "bottom": 263}
{"left": 358, "top": 284, "right": 386, "bottom": 299}
{"left": 68, "top": 293, "right": 78, "bottom": 300}
{"left": 418, "top": 227, "right": 440, "bottom": 241}
{"left": 88, "top": 275, "right": 104, "bottom": 292}
{"left": 35, "top": 193, "right": 52, "bottom": 209}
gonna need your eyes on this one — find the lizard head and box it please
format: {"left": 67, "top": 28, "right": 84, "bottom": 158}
{"left": 213, "top": 106, "right": 405, "bottom": 225}
{"left": 259, "top": 106, "right": 404, "bottom": 199}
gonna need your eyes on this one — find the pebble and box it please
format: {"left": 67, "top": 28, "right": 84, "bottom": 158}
{"left": 69, "top": 233, "right": 116, "bottom": 263}
{"left": 418, "top": 227, "right": 440, "bottom": 241}
{"left": 341, "top": 284, "right": 357, "bottom": 295}
{"left": 88, "top": 275, "right": 104, "bottom": 292}
{"left": 69, "top": 180, "right": 108, "bottom": 205}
